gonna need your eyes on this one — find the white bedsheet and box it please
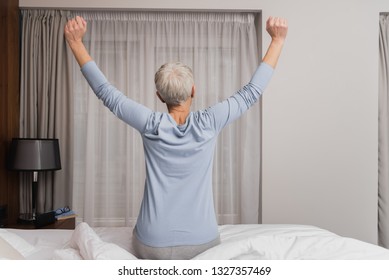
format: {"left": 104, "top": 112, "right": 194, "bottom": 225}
{"left": 195, "top": 224, "right": 389, "bottom": 259}
{"left": 3, "top": 223, "right": 389, "bottom": 260}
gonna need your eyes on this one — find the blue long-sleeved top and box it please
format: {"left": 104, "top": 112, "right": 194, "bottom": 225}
{"left": 81, "top": 61, "right": 273, "bottom": 247}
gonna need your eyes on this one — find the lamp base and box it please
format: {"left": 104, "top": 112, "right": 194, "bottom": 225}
{"left": 0, "top": 205, "right": 6, "bottom": 227}
{"left": 18, "top": 213, "right": 35, "bottom": 224}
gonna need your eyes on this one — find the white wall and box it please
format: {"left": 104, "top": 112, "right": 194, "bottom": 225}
{"left": 259, "top": 0, "right": 388, "bottom": 245}
{"left": 20, "top": 0, "right": 389, "bottom": 244}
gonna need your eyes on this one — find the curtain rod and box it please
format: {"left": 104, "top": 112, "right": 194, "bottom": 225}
{"left": 18, "top": 7, "right": 261, "bottom": 13}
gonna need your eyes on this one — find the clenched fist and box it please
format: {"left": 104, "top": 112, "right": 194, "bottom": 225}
{"left": 266, "top": 17, "right": 288, "bottom": 43}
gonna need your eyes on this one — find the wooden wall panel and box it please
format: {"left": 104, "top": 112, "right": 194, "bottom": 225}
{"left": 0, "top": 0, "right": 20, "bottom": 225}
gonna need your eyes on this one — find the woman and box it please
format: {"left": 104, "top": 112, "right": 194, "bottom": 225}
{"left": 64, "top": 15, "right": 287, "bottom": 259}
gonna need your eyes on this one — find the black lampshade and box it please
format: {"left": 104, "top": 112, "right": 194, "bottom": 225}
{"left": 8, "top": 138, "right": 61, "bottom": 171}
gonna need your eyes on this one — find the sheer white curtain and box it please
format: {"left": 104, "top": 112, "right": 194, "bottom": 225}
{"left": 379, "top": 13, "right": 389, "bottom": 249}
{"left": 71, "top": 11, "right": 261, "bottom": 226}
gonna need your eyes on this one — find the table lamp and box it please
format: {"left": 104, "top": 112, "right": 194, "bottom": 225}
{"left": 8, "top": 138, "right": 61, "bottom": 222}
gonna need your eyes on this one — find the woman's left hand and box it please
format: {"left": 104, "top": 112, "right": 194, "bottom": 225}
{"left": 64, "top": 16, "right": 87, "bottom": 45}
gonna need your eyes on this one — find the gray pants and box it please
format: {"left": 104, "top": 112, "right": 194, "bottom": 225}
{"left": 132, "top": 230, "right": 220, "bottom": 260}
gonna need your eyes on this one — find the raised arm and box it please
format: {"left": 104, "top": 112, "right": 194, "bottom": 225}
{"left": 64, "top": 16, "right": 92, "bottom": 67}
{"left": 262, "top": 17, "right": 288, "bottom": 68}
{"left": 64, "top": 16, "right": 152, "bottom": 133}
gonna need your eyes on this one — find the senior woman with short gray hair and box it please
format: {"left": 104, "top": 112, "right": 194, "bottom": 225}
{"left": 64, "top": 16, "right": 288, "bottom": 260}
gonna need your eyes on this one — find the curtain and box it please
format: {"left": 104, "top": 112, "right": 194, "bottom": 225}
{"left": 379, "top": 13, "right": 389, "bottom": 248}
{"left": 71, "top": 11, "right": 262, "bottom": 226}
{"left": 20, "top": 10, "right": 74, "bottom": 214}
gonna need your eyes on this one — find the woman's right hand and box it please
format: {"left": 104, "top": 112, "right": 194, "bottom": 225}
{"left": 262, "top": 16, "right": 288, "bottom": 68}
{"left": 266, "top": 16, "right": 288, "bottom": 44}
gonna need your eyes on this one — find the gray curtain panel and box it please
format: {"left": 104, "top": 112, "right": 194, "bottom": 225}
{"left": 379, "top": 13, "right": 389, "bottom": 248}
{"left": 19, "top": 10, "right": 74, "bottom": 213}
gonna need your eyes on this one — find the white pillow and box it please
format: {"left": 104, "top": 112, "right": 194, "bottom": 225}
{"left": 70, "top": 222, "right": 137, "bottom": 260}
{"left": 0, "top": 229, "right": 37, "bottom": 257}
{"left": 53, "top": 248, "right": 83, "bottom": 260}
{"left": 0, "top": 236, "right": 25, "bottom": 259}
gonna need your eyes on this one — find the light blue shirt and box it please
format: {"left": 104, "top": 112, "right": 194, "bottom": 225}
{"left": 81, "top": 61, "right": 273, "bottom": 247}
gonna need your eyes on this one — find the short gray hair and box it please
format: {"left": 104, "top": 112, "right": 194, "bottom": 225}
{"left": 154, "top": 62, "right": 194, "bottom": 105}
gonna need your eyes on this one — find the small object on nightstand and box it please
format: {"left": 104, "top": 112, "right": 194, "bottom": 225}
{"left": 54, "top": 206, "right": 77, "bottom": 220}
{"left": 34, "top": 211, "right": 56, "bottom": 228}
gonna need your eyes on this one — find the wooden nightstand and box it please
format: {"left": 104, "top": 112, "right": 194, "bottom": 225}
{"left": 6, "top": 217, "right": 75, "bottom": 230}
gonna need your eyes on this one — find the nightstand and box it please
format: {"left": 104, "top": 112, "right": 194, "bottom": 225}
{"left": 6, "top": 217, "right": 75, "bottom": 230}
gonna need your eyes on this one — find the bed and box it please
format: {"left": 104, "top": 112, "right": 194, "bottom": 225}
{"left": 1, "top": 222, "right": 389, "bottom": 260}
